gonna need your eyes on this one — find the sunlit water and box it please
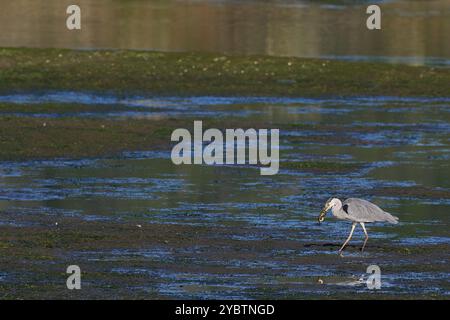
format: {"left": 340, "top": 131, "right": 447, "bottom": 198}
{"left": 0, "top": 0, "right": 449, "bottom": 65}
{"left": 0, "top": 92, "right": 449, "bottom": 298}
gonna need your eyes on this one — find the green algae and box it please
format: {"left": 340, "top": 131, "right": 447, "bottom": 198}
{"left": 283, "top": 161, "right": 360, "bottom": 172}
{"left": 0, "top": 48, "right": 449, "bottom": 97}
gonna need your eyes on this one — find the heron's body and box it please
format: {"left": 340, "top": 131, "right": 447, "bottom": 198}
{"left": 331, "top": 198, "right": 399, "bottom": 224}
{"left": 318, "top": 197, "right": 399, "bottom": 254}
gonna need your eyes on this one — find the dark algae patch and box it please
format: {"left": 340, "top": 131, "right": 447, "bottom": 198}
{"left": 0, "top": 102, "right": 148, "bottom": 114}
{"left": 0, "top": 114, "right": 277, "bottom": 160}
{"left": 0, "top": 116, "right": 184, "bottom": 160}
{"left": 283, "top": 161, "right": 360, "bottom": 173}
{"left": 0, "top": 214, "right": 447, "bottom": 299}
{"left": 1, "top": 48, "right": 450, "bottom": 97}
{"left": 373, "top": 186, "right": 450, "bottom": 200}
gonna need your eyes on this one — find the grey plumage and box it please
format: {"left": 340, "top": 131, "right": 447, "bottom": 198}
{"left": 340, "top": 198, "right": 398, "bottom": 224}
{"left": 318, "top": 197, "right": 399, "bottom": 254}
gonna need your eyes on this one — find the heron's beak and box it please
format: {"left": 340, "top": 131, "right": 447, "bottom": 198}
{"left": 318, "top": 206, "right": 328, "bottom": 224}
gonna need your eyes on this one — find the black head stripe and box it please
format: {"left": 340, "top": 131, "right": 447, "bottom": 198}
{"left": 342, "top": 204, "right": 349, "bottom": 214}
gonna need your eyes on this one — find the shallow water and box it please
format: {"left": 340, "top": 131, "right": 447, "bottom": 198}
{"left": 0, "top": 0, "right": 449, "bottom": 66}
{"left": 0, "top": 92, "right": 449, "bottom": 298}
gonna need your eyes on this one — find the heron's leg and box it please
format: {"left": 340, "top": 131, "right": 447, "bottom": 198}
{"left": 339, "top": 222, "right": 356, "bottom": 253}
{"left": 360, "top": 222, "right": 369, "bottom": 252}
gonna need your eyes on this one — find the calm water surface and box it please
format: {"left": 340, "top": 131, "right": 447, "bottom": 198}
{"left": 0, "top": 0, "right": 449, "bottom": 65}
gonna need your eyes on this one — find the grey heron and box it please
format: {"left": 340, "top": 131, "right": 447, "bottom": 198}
{"left": 318, "top": 198, "right": 399, "bottom": 254}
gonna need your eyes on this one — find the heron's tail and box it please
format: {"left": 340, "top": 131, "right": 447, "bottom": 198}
{"left": 384, "top": 211, "right": 399, "bottom": 224}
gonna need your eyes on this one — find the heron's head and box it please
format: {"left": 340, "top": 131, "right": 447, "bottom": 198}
{"left": 318, "top": 197, "right": 340, "bottom": 223}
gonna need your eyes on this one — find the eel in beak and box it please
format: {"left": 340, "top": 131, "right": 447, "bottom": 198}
{"left": 318, "top": 198, "right": 332, "bottom": 224}
{"left": 318, "top": 207, "right": 327, "bottom": 224}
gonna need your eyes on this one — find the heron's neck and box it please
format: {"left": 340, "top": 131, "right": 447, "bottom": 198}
{"left": 331, "top": 200, "right": 345, "bottom": 219}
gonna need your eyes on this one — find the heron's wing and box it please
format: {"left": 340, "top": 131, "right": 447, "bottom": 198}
{"left": 342, "top": 198, "right": 398, "bottom": 223}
